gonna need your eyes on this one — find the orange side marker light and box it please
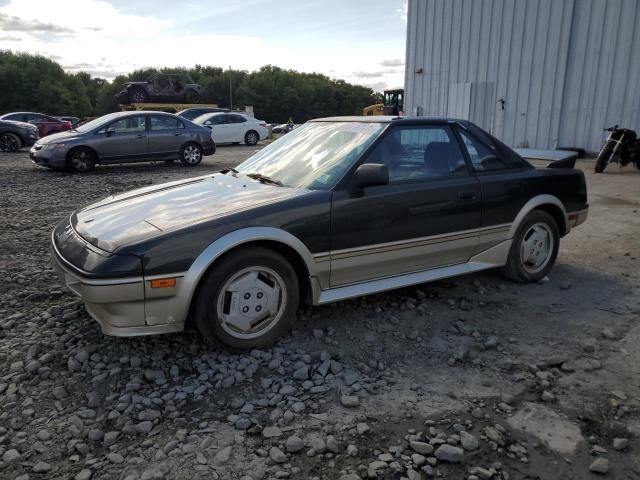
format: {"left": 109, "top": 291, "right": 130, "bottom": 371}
{"left": 150, "top": 278, "right": 177, "bottom": 289}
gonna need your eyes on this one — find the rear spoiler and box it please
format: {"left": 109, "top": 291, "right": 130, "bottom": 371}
{"left": 546, "top": 156, "right": 577, "bottom": 169}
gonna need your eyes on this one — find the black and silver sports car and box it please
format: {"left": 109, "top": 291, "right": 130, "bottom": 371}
{"left": 51, "top": 116, "right": 588, "bottom": 350}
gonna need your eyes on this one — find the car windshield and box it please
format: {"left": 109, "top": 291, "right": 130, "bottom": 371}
{"left": 74, "top": 113, "right": 122, "bottom": 133}
{"left": 235, "top": 121, "right": 385, "bottom": 190}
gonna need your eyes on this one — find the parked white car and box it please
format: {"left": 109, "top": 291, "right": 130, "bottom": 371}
{"left": 193, "top": 112, "right": 268, "bottom": 146}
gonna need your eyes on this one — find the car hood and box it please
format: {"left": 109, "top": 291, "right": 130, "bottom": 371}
{"left": 37, "top": 130, "right": 83, "bottom": 144}
{"left": 72, "top": 173, "right": 307, "bottom": 252}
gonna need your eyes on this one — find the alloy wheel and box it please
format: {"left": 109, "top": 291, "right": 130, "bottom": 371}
{"left": 0, "top": 134, "right": 18, "bottom": 152}
{"left": 246, "top": 132, "right": 259, "bottom": 145}
{"left": 519, "top": 222, "right": 554, "bottom": 274}
{"left": 215, "top": 266, "right": 287, "bottom": 340}
{"left": 183, "top": 145, "right": 201, "bottom": 164}
{"left": 70, "top": 150, "right": 93, "bottom": 172}
{"left": 132, "top": 91, "right": 145, "bottom": 103}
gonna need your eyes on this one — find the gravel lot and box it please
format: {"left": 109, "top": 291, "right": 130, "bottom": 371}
{"left": 0, "top": 147, "right": 639, "bottom": 480}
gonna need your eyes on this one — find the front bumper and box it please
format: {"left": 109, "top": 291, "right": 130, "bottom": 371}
{"left": 23, "top": 133, "right": 38, "bottom": 148}
{"left": 116, "top": 90, "right": 130, "bottom": 104}
{"left": 51, "top": 231, "right": 184, "bottom": 336}
{"left": 30, "top": 146, "right": 67, "bottom": 169}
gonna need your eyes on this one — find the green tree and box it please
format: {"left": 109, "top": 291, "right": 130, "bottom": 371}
{"left": 0, "top": 50, "right": 382, "bottom": 123}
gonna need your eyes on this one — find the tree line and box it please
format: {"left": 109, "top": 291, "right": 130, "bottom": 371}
{"left": 0, "top": 51, "right": 382, "bottom": 123}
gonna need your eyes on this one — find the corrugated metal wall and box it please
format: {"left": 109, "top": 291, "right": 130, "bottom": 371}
{"left": 405, "top": 0, "right": 640, "bottom": 151}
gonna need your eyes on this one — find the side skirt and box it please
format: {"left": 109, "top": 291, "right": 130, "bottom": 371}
{"left": 314, "top": 239, "right": 512, "bottom": 305}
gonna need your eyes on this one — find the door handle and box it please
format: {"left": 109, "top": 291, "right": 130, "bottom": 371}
{"left": 174, "top": 132, "right": 182, "bottom": 136}
{"left": 457, "top": 191, "right": 476, "bottom": 202}
{"left": 135, "top": 134, "right": 145, "bottom": 139}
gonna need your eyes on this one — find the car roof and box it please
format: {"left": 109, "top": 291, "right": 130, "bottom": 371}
{"left": 311, "top": 116, "right": 470, "bottom": 125}
{"left": 201, "top": 112, "right": 247, "bottom": 117}
{"left": 106, "top": 111, "right": 178, "bottom": 118}
{"left": 1, "top": 112, "right": 52, "bottom": 116}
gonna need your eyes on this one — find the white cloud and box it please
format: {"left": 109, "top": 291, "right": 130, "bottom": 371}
{"left": 0, "top": 0, "right": 405, "bottom": 91}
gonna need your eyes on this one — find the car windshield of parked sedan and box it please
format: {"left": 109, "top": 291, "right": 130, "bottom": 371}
{"left": 235, "top": 121, "right": 385, "bottom": 190}
{"left": 73, "top": 113, "right": 122, "bottom": 133}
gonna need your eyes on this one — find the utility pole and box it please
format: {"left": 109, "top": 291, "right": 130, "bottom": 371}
{"left": 229, "top": 65, "right": 233, "bottom": 110}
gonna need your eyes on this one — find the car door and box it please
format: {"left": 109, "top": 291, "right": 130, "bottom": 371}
{"left": 204, "top": 115, "right": 229, "bottom": 143}
{"left": 225, "top": 114, "right": 248, "bottom": 142}
{"left": 329, "top": 124, "right": 482, "bottom": 287}
{"left": 455, "top": 125, "right": 530, "bottom": 254}
{"left": 95, "top": 115, "right": 148, "bottom": 162}
{"left": 148, "top": 115, "right": 184, "bottom": 157}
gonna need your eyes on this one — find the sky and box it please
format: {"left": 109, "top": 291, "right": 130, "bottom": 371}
{"left": 0, "top": 0, "right": 407, "bottom": 91}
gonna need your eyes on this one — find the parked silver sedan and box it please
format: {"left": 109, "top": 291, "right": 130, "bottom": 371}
{"left": 29, "top": 111, "right": 216, "bottom": 172}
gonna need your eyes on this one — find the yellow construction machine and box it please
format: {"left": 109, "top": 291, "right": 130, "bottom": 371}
{"left": 362, "top": 88, "right": 404, "bottom": 116}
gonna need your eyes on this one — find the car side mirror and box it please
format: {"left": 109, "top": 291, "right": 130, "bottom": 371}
{"left": 106, "top": 128, "right": 115, "bottom": 137}
{"left": 354, "top": 163, "right": 389, "bottom": 189}
{"left": 205, "top": 125, "right": 212, "bottom": 129}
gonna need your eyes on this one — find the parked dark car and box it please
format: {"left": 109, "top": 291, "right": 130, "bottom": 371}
{"left": 50, "top": 116, "right": 588, "bottom": 350}
{"left": 0, "top": 112, "right": 72, "bottom": 137}
{"left": 177, "top": 107, "right": 230, "bottom": 121}
{"left": 56, "top": 116, "right": 81, "bottom": 128}
{"left": 116, "top": 73, "right": 202, "bottom": 104}
{"left": 0, "top": 119, "right": 39, "bottom": 152}
{"left": 271, "top": 122, "right": 295, "bottom": 134}
{"left": 30, "top": 111, "right": 215, "bottom": 172}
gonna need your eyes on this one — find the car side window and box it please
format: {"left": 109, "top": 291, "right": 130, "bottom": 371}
{"left": 226, "top": 114, "right": 247, "bottom": 124}
{"left": 107, "top": 116, "right": 146, "bottom": 133}
{"left": 149, "top": 116, "right": 180, "bottom": 131}
{"left": 458, "top": 128, "right": 529, "bottom": 172}
{"left": 364, "top": 125, "right": 467, "bottom": 183}
{"left": 26, "top": 114, "right": 45, "bottom": 123}
{"left": 5, "top": 114, "right": 23, "bottom": 121}
{"left": 458, "top": 129, "right": 496, "bottom": 172}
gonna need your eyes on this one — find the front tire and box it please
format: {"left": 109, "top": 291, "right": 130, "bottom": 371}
{"left": 193, "top": 247, "right": 299, "bottom": 351}
{"left": 66, "top": 147, "right": 96, "bottom": 173}
{"left": 179, "top": 143, "right": 203, "bottom": 166}
{"left": 502, "top": 210, "right": 559, "bottom": 283}
{"left": 129, "top": 88, "right": 147, "bottom": 104}
{"left": 185, "top": 90, "right": 200, "bottom": 103}
{"left": 245, "top": 130, "right": 259, "bottom": 146}
{"left": 0, "top": 133, "right": 21, "bottom": 152}
{"left": 594, "top": 147, "right": 611, "bottom": 173}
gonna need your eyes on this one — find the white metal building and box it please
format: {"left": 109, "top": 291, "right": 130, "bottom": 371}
{"left": 404, "top": 0, "right": 640, "bottom": 152}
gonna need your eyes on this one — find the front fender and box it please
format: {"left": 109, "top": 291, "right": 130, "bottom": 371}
{"left": 143, "top": 227, "right": 322, "bottom": 326}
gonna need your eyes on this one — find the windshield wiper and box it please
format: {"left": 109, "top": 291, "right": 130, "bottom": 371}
{"left": 246, "top": 172, "right": 283, "bottom": 186}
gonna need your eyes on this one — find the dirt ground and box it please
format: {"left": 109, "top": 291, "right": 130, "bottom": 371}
{"left": 0, "top": 147, "right": 638, "bottom": 480}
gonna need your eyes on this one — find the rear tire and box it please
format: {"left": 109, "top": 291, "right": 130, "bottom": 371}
{"left": 66, "top": 147, "right": 96, "bottom": 173}
{"left": 0, "top": 133, "right": 21, "bottom": 152}
{"left": 594, "top": 147, "right": 611, "bottom": 173}
{"left": 193, "top": 247, "right": 299, "bottom": 351}
{"left": 245, "top": 130, "right": 259, "bottom": 146}
{"left": 179, "top": 143, "right": 203, "bottom": 166}
{"left": 501, "top": 210, "right": 559, "bottom": 283}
